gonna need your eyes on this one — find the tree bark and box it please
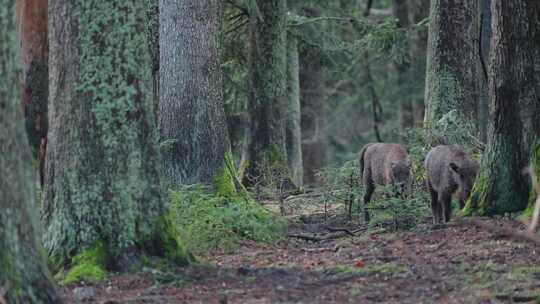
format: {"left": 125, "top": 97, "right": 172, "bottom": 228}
{"left": 407, "top": 0, "right": 429, "bottom": 127}
{"left": 15, "top": 0, "right": 48, "bottom": 185}
{"left": 477, "top": 0, "right": 491, "bottom": 143}
{"left": 147, "top": 0, "right": 159, "bottom": 119}
{"left": 519, "top": 1, "right": 540, "bottom": 160}
{"left": 44, "top": 0, "right": 171, "bottom": 265}
{"left": 465, "top": 0, "right": 539, "bottom": 216}
{"left": 243, "top": 0, "right": 291, "bottom": 187}
{"left": 0, "top": 0, "right": 60, "bottom": 302}
{"left": 423, "top": 0, "right": 480, "bottom": 138}
{"left": 393, "top": 0, "right": 413, "bottom": 130}
{"left": 286, "top": 32, "right": 303, "bottom": 187}
{"left": 159, "top": 0, "right": 231, "bottom": 187}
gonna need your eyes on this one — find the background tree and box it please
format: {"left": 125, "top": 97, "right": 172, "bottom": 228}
{"left": 43, "top": 0, "right": 188, "bottom": 268}
{"left": 423, "top": 0, "right": 479, "bottom": 142}
{"left": 286, "top": 27, "right": 303, "bottom": 187}
{"left": 243, "top": 0, "right": 291, "bottom": 186}
{"left": 392, "top": 0, "right": 412, "bottom": 130}
{"left": 159, "top": 0, "right": 231, "bottom": 187}
{"left": 407, "top": 0, "right": 429, "bottom": 127}
{"left": 0, "top": 0, "right": 60, "bottom": 301}
{"left": 465, "top": 0, "right": 539, "bottom": 215}
{"left": 15, "top": 0, "right": 48, "bottom": 185}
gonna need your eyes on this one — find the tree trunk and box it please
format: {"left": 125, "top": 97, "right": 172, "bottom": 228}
{"left": 393, "top": 0, "right": 413, "bottom": 130}
{"left": 159, "top": 0, "right": 231, "bottom": 187}
{"left": 44, "top": 1, "right": 182, "bottom": 266}
{"left": 286, "top": 32, "right": 303, "bottom": 187}
{"left": 465, "top": 0, "right": 539, "bottom": 216}
{"left": 243, "top": 0, "right": 291, "bottom": 187}
{"left": 15, "top": 0, "right": 48, "bottom": 185}
{"left": 0, "top": 0, "right": 60, "bottom": 302}
{"left": 424, "top": 0, "right": 480, "bottom": 139}
{"left": 300, "top": 52, "right": 328, "bottom": 185}
{"left": 147, "top": 0, "right": 159, "bottom": 119}
{"left": 407, "top": 0, "right": 429, "bottom": 127}
{"left": 477, "top": 0, "right": 491, "bottom": 143}
{"left": 520, "top": 3, "right": 540, "bottom": 160}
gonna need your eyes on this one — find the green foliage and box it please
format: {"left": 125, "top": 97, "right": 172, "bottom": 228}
{"left": 60, "top": 242, "right": 108, "bottom": 285}
{"left": 168, "top": 186, "right": 286, "bottom": 255}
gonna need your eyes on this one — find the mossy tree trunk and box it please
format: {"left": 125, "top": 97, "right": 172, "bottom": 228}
{"left": 0, "top": 0, "right": 60, "bottom": 302}
{"left": 464, "top": 0, "right": 539, "bottom": 216}
{"left": 43, "top": 0, "right": 181, "bottom": 267}
{"left": 286, "top": 31, "right": 303, "bottom": 187}
{"left": 423, "top": 0, "right": 480, "bottom": 138}
{"left": 243, "top": 0, "right": 292, "bottom": 187}
{"left": 407, "top": 0, "right": 429, "bottom": 127}
{"left": 159, "top": 0, "right": 231, "bottom": 187}
{"left": 15, "top": 0, "right": 48, "bottom": 185}
{"left": 393, "top": 0, "right": 413, "bottom": 130}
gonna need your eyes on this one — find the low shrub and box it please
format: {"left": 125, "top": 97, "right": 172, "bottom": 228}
{"left": 168, "top": 185, "right": 286, "bottom": 255}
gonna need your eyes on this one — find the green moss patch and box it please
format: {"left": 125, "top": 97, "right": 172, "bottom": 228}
{"left": 61, "top": 242, "right": 108, "bottom": 285}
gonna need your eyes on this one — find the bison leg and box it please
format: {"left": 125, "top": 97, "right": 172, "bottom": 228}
{"left": 363, "top": 183, "right": 374, "bottom": 223}
{"left": 427, "top": 180, "right": 439, "bottom": 224}
{"left": 440, "top": 193, "right": 452, "bottom": 222}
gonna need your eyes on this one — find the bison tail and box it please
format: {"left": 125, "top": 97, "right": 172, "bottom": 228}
{"left": 358, "top": 143, "right": 375, "bottom": 179}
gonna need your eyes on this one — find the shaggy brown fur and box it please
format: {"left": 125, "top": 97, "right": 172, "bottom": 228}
{"left": 425, "top": 145, "right": 479, "bottom": 224}
{"left": 359, "top": 143, "right": 412, "bottom": 222}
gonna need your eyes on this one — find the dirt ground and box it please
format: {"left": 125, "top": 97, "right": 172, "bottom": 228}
{"left": 61, "top": 212, "right": 540, "bottom": 303}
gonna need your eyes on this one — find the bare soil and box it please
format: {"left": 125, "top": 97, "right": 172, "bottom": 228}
{"left": 61, "top": 214, "right": 540, "bottom": 303}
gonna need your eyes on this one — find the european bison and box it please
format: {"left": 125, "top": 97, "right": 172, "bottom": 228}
{"left": 359, "top": 143, "right": 412, "bottom": 222}
{"left": 424, "top": 145, "right": 479, "bottom": 224}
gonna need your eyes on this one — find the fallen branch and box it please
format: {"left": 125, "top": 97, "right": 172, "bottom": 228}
{"left": 495, "top": 294, "right": 538, "bottom": 302}
{"left": 464, "top": 218, "right": 540, "bottom": 246}
{"left": 324, "top": 226, "right": 367, "bottom": 236}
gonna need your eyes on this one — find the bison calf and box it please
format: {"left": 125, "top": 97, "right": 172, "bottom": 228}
{"left": 424, "top": 145, "right": 479, "bottom": 224}
{"left": 359, "top": 143, "right": 412, "bottom": 222}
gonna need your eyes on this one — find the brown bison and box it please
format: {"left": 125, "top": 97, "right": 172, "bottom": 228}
{"left": 424, "top": 145, "right": 479, "bottom": 224}
{"left": 359, "top": 143, "right": 412, "bottom": 222}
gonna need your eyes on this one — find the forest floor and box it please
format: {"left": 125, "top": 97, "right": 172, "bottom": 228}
{"left": 60, "top": 203, "right": 540, "bottom": 303}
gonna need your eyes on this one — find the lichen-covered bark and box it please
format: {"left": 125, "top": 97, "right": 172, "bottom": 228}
{"left": 424, "top": 0, "right": 479, "bottom": 135}
{"left": 159, "top": 0, "right": 230, "bottom": 187}
{"left": 464, "top": 0, "right": 537, "bottom": 216}
{"left": 286, "top": 33, "right": 303, "bottom": 187}
{"left": 43, "top": 0, "right": 168, "bottom": 265}
{"left": 407, "top": 0, "right": 429, "bottom": 127}
{"left": 15, "top": 0, "right": 48, "bottom": 185}
{"left": 0, "top": 0, "right": 60, "bottom": 302}
{"left": 243, "top": 0, "right": 291, "bottom": 186}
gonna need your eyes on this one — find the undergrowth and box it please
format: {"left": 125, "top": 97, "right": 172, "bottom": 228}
{"left": 169, "top": 185, "right": 286, "bottom": 255}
